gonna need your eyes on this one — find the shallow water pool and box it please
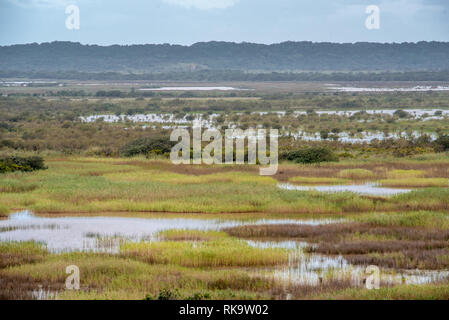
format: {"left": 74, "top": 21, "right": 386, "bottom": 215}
{"left": 279, "top": 183, "right": 412, "bottom": 197}
{"left": 0, "top": 211, "right": 336, "bottom": 252}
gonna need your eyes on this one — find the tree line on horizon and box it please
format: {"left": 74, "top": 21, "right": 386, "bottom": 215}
{"left": 3, "top": 70, "right": 449, "bottom": 82}
{"left": 1, "top": 41, "right": 449, "bottom": 74}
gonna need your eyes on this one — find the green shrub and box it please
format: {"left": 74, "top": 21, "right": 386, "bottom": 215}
{"left": 157, "top": 289, "right": 179, "bottom": 300}
{"left": 282, "top": 147, "right": 338, "bottom": 164}
{"left": 120, "top": 136, "right": 175, "bottom": 157}
{"left": 435, "top": 135, "right": 449, "bottom": 151}
{"left": 0, "top": 156, "right": 46, "bottom": 174}
{"left": 394, "top": 110, "right": 409, "bottom": 118}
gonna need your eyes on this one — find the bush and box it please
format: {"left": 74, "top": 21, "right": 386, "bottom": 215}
{"left": 394, "top": 110, "right": 409, "bottom": 118}
{"left": 120, "top": 136, "right": 176, "bottom": 157}
{"left": 282, "top": 147, "right": 338, "bottom": 164}
{"left": 0, "top": 156, "right": 46, "bottom": 174}
{"left": 157, "top": 289, "right": 179, "bottom": 300}
{"left": 435, "top": 135, "right": 449, "bottom": 151}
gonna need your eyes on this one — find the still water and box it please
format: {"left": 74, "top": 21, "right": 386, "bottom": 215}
{"left": 0, "top": 211, "right": 334, "bottom": 252}
{"left": 278, "top": 183, "right": 412, "bottom": 197}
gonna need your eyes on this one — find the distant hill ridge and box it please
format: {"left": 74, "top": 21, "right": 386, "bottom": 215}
{"left": 1, "top": 41, "right": 449, "bottom": 72}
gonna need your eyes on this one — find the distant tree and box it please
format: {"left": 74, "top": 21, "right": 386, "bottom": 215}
{"left": 435, "top": 135, "right": 449, "bottom": 152}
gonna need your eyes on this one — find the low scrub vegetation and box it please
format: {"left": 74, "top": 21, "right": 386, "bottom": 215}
{"left": 281, "top": 147, "right": 338, "bottom": 164}
{"left": 120, "top": 136, "right": 175, "bottom": 157}
{"left": 0, "top": 156, "right": 46, "bottom": 174}
{"left": 435, "top": 135, "right": 449, "bottom": 152}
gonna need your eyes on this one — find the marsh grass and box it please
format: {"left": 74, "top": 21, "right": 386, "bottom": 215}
{"left": 288, "top": 176, "right": 349, "bottom": 185}
{"left": 338, "top": 169, "right": 375, "bottom": 180}
{"left": 383, "top": 188, "right": 449, "bottom": 212}
{"left": 380, "top": 178, "right": 448, "bottom": 188}
{"left": 2, "top": 157, "right": 449, "bottom": 214}
{"left": 342, "top": 249, "right": 449, "bottom": 270}
{"left": 386, "top": 169, "right": 426, "bottom": 179}
{"left": 0, "top": 158, "right": 383, "bottom": 214}
{"left": 0, "top": 203, "right": 8, "bottom": 216}
{"left": 0, "top": 241, "right": 48, "bottom": 269}
{"left": 225, "top": 218, "right": 449, "bottom": 270}
{"left": 0, "top": 179, "right": 38, "bottom": 193}
{"left": 1, "top": 227, "right": 448, "bottom": 299}
{"left": 317, "top": 283, "right": 449, "bottom": 300}
{"left": 0, "top": 274, "right": 62, "bottom": 300}
{"left": 157, "top": 229, "right": 228, "bottom": 242}
{"left": 353, "top": 211, "right": 449, "bottom": 229}
{"left": 275, "top": 160, "right": 449, "bottom": 182}
{"left": 0, "top": 249, "right": 328, "bottom": 300}
{"left": 0, "top": 224, "right": 63, "bottom": 233}
{"left": 121, "top": 239, "right": 289, "bottom": 268}
{"left": 0, "top": 249, "right": 359, "bottom": 300}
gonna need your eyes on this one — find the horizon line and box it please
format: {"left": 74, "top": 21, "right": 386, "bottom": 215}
{"left": 2, "top": 40, "right": 449, "bottom": 48}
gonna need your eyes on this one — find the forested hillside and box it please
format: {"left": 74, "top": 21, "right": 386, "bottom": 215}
{"left": 1, "top": 41, "right": 449, "bottom": 73}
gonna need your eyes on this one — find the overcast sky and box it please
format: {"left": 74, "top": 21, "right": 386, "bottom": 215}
{"left": 1, "top": 0, "right": 448, "bottom": 45}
